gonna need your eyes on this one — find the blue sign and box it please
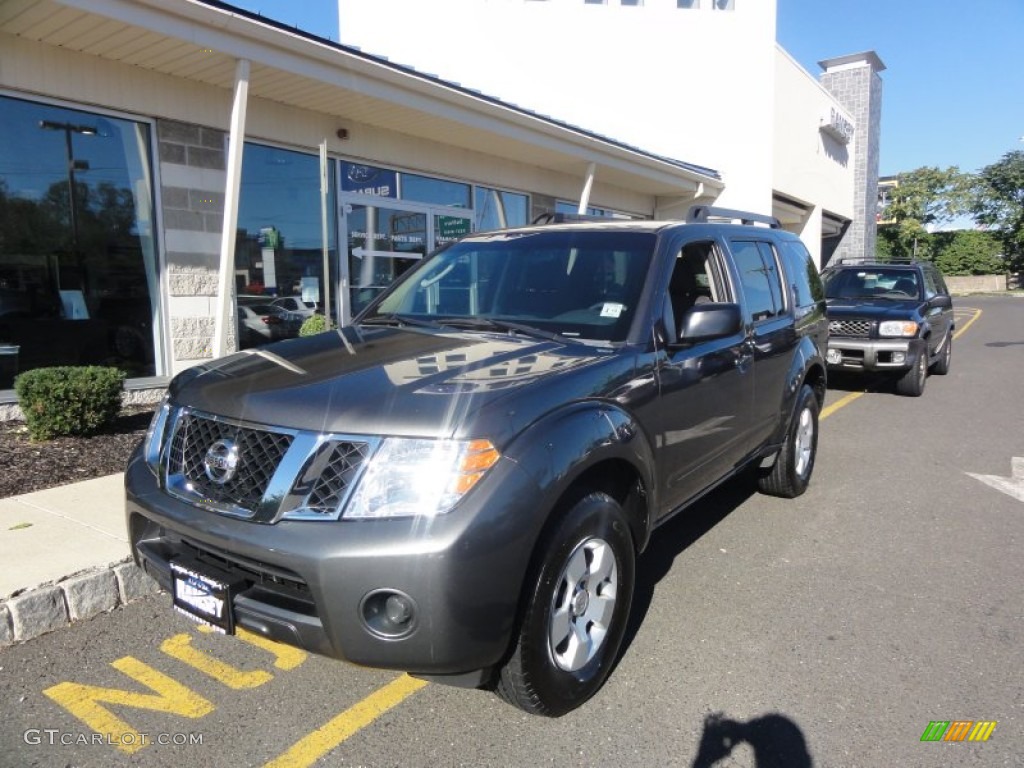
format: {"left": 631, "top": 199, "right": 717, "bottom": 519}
{"left": 341, "top": 162, "right": 397, "bottom": 198}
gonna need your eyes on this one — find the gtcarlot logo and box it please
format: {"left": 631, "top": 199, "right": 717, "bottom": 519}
{"left": 23, "top": 729, "right": 204, "bottom": 748}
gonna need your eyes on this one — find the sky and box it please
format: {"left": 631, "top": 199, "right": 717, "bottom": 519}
{"left": 230, "top": 0, "right": 1023, "bottom": 178}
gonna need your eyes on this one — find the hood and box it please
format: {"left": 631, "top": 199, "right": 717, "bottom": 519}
{"left": 825, "top": 298, "right": 924, "bottom": 320}
{"left": 170, "top": 326, "right": 632, "bottom": 446}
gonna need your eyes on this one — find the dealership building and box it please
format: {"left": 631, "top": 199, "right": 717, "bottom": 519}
{"left": 0, "top": 0, "right": 883, "bottom": 406}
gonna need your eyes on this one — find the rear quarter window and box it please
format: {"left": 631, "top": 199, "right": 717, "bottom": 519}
{"left": 779, "top": 239, "right": 824, "bottom": 312}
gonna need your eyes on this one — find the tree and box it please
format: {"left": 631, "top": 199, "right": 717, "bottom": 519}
{"left": 884, "top": 166, "right": 974, "bottom": 229}
{"left": 972, "top": 150, "right": 1024, "bottom": 270}
{"left": 931, "top": 230, "right": 1004, "bottom": 276}
{"left": 876, "top": 166, "right": 974, "bottom": 262}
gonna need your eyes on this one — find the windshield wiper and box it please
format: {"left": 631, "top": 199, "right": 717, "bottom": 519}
{"left": 436, "top": 316, "right": 569, "bottom": 343}
{"left": 360, "top": 313, "right": 442, "bottom": 329}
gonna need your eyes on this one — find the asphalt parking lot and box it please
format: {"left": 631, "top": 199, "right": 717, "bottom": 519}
{"left": 0, "top": 295, "right": 1021, "bottom": 768}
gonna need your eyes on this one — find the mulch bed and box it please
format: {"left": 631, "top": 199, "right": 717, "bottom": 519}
{"left": 0, "top": 409, "right": 154, "bottom": 499}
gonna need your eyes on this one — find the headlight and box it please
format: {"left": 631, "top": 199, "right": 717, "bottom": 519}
{"left": 143, "top": 393, "right": 172, "bottom": 477}
{"left": 878, "top": 320, "right": 919, "bottom": 338}
{"left": 344, "top": 438, "right": 500, "bottom": 519}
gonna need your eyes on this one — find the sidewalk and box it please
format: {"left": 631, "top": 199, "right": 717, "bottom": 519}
{"left": 0, "top": 473, "right": 161, "bottom": 647}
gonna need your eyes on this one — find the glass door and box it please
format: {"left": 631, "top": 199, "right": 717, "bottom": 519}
{"left": 339, "top": 197, "right": 471, "bottom": 323}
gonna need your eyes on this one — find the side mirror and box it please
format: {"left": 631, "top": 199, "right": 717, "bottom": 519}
{"left": 674, "top": 303, "right": 743, "bottom": 345}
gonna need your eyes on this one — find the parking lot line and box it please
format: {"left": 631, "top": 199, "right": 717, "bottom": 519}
{"left": 820, "top": 391, "right": 864, "bottom": 421}
{"left": 263, "top": 674, "right": 428, "bottom": 768}
{"left": 953, "top": 308, "right": 982, "bottom": 340}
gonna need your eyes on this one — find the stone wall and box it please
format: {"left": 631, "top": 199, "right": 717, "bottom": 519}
{"left": 156, "top": 119, "right": 234, "bottom": 371}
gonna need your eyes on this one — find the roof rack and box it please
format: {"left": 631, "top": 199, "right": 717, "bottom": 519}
{"left": 830, "top": 255, "right": 919, "bottom": 266}
{"left": 531, "top": 212, "right": 620, "bottom": 225}
{"left": 686, "top": 205, "right": 781, "bottom": 229}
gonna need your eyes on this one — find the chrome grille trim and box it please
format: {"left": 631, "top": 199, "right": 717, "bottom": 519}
{"left": 160, "top": 407, "right": 377, "bottom": 523}
{"left": 829, "top": 319, "right": 872, "bottom": 337}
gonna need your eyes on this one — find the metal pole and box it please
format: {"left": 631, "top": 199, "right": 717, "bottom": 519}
{"left": 577, "top": 162, "right": 597, "bottom": 215}
{"left": 319, "top": 140, "right": 331, "bottom": 326}
{"left": 212, "top": 59, "right": 250, "bottom": 358}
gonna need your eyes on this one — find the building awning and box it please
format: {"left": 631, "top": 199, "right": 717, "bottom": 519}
{"left": 1, "top": 0, "right": 723, "bottom": 199}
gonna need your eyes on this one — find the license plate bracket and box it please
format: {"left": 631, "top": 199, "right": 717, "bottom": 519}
{"left": 170, "top": 558, "right": 243, "bottom": 634}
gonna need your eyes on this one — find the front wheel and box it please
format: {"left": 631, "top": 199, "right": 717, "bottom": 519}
{"left": 758, "top": 383, "right": 819, "bottom": 498}
{"left": 895, "top": 350, "right": 928, "bottom": 396}
{"left": 930, "top": 334, "right": 952, "bottom": 375}
{"left": 496, "top": 491, "right": 635, "bottom": 717}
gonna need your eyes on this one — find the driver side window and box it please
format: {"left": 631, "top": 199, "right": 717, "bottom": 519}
{"left": 667, "top": 241, "right": 724, "bottom": 338}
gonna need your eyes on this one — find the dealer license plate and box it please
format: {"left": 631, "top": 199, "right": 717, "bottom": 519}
{"left": 170, "top": 559, "right": 237, "bottom": 634}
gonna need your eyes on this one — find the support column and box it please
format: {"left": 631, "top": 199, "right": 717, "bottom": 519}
{"left": 212, "top": 58, "right": 250, "bottom": 358}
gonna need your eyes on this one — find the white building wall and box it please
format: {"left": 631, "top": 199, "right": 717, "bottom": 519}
{"left": 773, "top": 47, "right": 854, "bottom": 219}
{"left": 338, "top": 0, "right": 778, "bottom": 214}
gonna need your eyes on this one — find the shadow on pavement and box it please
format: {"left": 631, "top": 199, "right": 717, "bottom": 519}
{"left": 623, "top": 473, "right": 755, "bottom": 652}
{"left": 690, "top": 711, "right": 813, "bottom": 768}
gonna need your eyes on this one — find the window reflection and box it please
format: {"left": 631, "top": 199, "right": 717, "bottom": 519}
{"left": 400, "top": 174, "right": 471, "bottom": 209}
{"left": 236, "top": 143, "right": 337, "bottom": 348}
{"left": 474, "top": 187, "right": 528, "bottom": 231}
{"left": 0, "top": 95, "right": 159, "bottom": 387}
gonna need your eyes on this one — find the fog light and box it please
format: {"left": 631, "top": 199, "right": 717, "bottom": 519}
{"left": 893, "top": 352, "right": 906, "bottom": 364}
{"left": 361, "top": 590, "right": 417, "bottom": 638}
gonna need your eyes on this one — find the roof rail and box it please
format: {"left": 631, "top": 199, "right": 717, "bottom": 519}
{"left": 531, "top": 212, "right": 618, "bottom": 225}
{"left": 831, "top": 255, "right": 918, "bottom": 266}
{"left": 686, "top": 205, "right": 781, "bottom": 229}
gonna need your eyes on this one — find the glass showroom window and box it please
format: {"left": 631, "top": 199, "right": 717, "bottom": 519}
{"left": 236, "top": 143, "right": 337, "bottom": 348}
{"left": 474, "top": 187, "right": 529, "bottom": 231}
{"left": 400, "top": 173, "right": 471, "bottom": 209}
{"left": 0, "top": 95, "right": 160, "bottom": 389}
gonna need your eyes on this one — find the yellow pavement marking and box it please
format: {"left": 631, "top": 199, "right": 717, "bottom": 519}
{"left": 820, "top": 391, "right": 863, "bottom": 420}
{"left": 161, "top": 633, "right": 274, "bottom": 690}
{"left": 953, "top": 308, "right": 982, "bottom": 340}
{"left": 43, "top": 657, "right": 215, "bottom": 755}
{"left": 264, "top": 674, "right": 429, "bottom": 768}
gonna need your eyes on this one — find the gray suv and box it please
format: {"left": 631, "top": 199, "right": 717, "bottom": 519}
{"left": 127, "top": 207, "right": 827, "bottom": 715}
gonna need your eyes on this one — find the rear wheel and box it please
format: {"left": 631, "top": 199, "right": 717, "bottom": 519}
{"left": 895, "top": 351, "right": 927, "bottom": 396}
{"left": 758, "top": 384, "right": 819, "bottom": 498}
{"left": 496, "top": 491, "right": 635, "bottom": 717}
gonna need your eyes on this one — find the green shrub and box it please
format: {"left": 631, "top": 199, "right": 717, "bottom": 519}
{"left": 299, "top": 314, "right": 333, "bottom": 337}
{"left": 14, "top": 366, "right": 125, "bottom": 440}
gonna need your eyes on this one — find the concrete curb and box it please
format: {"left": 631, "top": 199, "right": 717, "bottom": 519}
{"left": 0, "top": 559, "right": 163, "bottom": 647}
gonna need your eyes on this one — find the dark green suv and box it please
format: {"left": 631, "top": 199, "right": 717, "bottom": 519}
{"left": 821, "top": 260, "right": 954, "bottom": 396}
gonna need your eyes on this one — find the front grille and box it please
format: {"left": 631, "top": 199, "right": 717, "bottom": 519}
{"left": 180, "top": 537, "right": 310, "bottom": 594}
{"left": 301, "top": 440, "right": 372, "bottom": 516}
{"left": 167, "top": 412, "right": 292, "bottom": 514}
{"left": 829, "top": 319, "right": 871, "bottom": 337}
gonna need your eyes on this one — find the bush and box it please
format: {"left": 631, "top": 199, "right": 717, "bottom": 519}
{"left": 14, "top": 366, "right": 125, "bottom": 440}
{"left": 299, "top": 314, "right": 334, "bottom": 337}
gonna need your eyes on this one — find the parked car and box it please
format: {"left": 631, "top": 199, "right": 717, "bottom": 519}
{"left": 127, "top": 206, "right": 828, "bottom": 716}
{"left": 271, "top": 295, "right": 319, "bottom": 319}
{"left": 821, "top": 260, "right": 953, "bottom": 396}
{"left": 237, "top": 303, "right": 297, "bottom": 348}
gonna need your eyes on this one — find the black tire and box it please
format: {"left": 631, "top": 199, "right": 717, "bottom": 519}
{"left": 930, "top": 334, "right": 952, "bottom": 375}
{"left": 895, "top": 351, "right": 927, "bottom": 397}
{"left": 758, "top": 384, "right": 819, "bottom": 498}
{"left": 496, "top": 491, "right": 635, "bottom": 717}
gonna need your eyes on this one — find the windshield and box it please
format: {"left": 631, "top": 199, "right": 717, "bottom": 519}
{"left": 361, "top": 230, "right": 657, "bottom": 342}
{"left": 823, "top": 268, "right": 920, "bottom": 300}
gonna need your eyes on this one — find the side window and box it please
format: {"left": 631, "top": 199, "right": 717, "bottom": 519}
{"left": 922, "top": 268, "right": 940, "bottom": 299}
{"left": 779, "top": 239, "right": 825, "bottom": 312}
{"left": 667, "top": 240, "right": 725, "bottom": 335}
{"left": 730, "top": 240, "right": 782, "bottom": 323}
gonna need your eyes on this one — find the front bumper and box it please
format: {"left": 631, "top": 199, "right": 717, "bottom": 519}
{"left": 125, "top": 448, "right": 543, "bottom": 682}
{"left": 825, "top": 337, "right": 923, "bottom": 372}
